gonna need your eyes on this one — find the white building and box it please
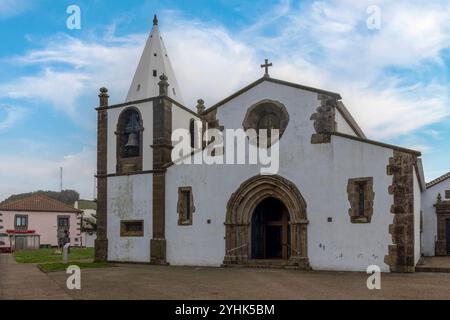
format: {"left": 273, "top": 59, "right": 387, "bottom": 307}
{"left": 421, "top": 173, "right": 450, "bottom": 257}
{"left": 74, "top": 200, "right": 97, "bottom": 248}
{"left": 93, "top": 15, "right": 448, "bottom": 272}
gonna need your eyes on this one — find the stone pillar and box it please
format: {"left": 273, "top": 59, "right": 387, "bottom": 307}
{"left": 435, "top": 199, "right": 450, "bottom": 256}
{"left": 150, "top": 75, "right": 172, "bottom": 264}
{"left": 95, "top": 87, "right": 109, "bottom": 262}
{"left": 385, "top": 151, "right": 416, "bottom": 272}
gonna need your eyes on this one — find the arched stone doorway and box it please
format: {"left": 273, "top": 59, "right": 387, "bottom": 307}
{"left": 224, "top": 175, "right": 310, "bottom": 269}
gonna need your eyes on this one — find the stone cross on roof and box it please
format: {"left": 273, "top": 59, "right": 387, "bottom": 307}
{"left": 261, "top": 59, "right": 273, "bottom": 78}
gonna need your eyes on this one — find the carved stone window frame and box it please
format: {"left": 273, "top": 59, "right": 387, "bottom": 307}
{"left": 242, "top": 99, "right": 289, "bottom": 147}
{"left": 177, "top": 187, "right": 195, "bottom": 226}
{"left": 115, "top": 107, "right": 144, "bottom": 174}
{"left": 347, "top": 177, "right": 375, "bottom": 223}
{"left": 120, "top": 220, "right": 144, "bottom": 237}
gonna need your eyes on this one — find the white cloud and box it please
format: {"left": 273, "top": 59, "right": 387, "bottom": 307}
{"left": 1, "top": 33, "right": 145, "bottom": 117}
{"left": 0, "top": 69, "right": 88, "bottom": 118}
{"left": 0, "top": 104, "right": 27, "bottom": 132}
{"left": 163, "top": 21, "right": 258, "bottom": 106}
{"left": 0, "top": 1, "right": 449, "bottom": 200}
{"left": 237, "top": 0, "right": 450, "bottom": 139}
{"left": 0, "top": 147, "right": 95, "bottom": 201}
{"left": 2, "top": 1, "right": 448, "bottom": 138}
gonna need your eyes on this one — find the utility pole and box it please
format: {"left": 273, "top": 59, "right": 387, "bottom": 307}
{"left": 59, "top": 167, "right": 63, "bottom": 192}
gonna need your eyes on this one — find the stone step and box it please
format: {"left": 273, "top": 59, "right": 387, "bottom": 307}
{"left": 415, "top": 266, "right": 450, "bottom": 273}
{"left": 223, "top": 259, "right": 306, "bottom": 270}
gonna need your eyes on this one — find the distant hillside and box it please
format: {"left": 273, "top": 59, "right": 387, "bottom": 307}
{"left": 2, "top": 190, "right": 80, "bottom": 205}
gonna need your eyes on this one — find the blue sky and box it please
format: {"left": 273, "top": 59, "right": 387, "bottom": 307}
{"left": 0, "top": 0, "right": 449, "bottom": 200}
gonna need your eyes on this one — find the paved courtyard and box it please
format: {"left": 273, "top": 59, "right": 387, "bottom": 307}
{"left": 0, "top": 254, "right": 70, "bottom": 300}
{"left": 48, "top": 264, "right": 450, "bottom": 300}
{"left": 2, "top": 253, "right": 450, "bottom": 300}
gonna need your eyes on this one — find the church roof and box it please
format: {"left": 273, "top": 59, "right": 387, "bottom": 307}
{"left": 0, "top": 194, "right": 82, "bottom": 213}
{"left": 126, "top": 15, "right": 184, "bottom": 104}
{"left": 203, "top": 76, "right": 342, "bottom": 115}
{"left": 200, "top": 76, "right": 425, "bottom": 156}
{"left": 426, "top": 172, "right": 450, "bottom": 189}
{"left": 203, "top": 76, "right": 366, "bottom": 138}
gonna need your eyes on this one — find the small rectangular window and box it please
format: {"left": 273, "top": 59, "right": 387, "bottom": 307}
{"left": 15, "top": 215, "right": 28, "bottom": 229}
{"left": 445, "top": 190, "right": 450, "bottom": 199}
{"left": 178, "top": 187, "right": 195, "bottom": 225}
{"left": 356, "top": 181, "right": 367, "bottom": 217}
{"left": 58, "top": 217, "right": 69, "bottom": 227}
{"left": 153, "top": 70, "right": 157, "bottom": 77}
{"left": 120, "top": 220, "right": 144, "bottom": 237}
{"left": 347, "top": 177, "right": 374, "bottom": 223}
{"left": 184, "top": 190, "right": 191, "bottom": 222}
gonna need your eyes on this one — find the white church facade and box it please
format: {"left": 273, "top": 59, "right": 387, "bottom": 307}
{"left": 94, "top": 15, "right": 450, "bottom": 273}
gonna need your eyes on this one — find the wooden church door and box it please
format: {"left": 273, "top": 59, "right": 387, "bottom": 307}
{"left": 251, "top": 197, "right": 290, "bottom": 260}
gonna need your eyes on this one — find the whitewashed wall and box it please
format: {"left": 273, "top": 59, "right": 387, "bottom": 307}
{"left": 166, "top": 81, "right": 398, "bottom": 272}
{"left": 107, "top": 174, "right": 152, "bottom": 262}
{"left": 421, "top": 177, "right": 450, "bottom": 256}
{"left": 335, "top": 109, "right": 357, "bottom": 137}
{"left": 84, "top": 231, "right": 96, "bottom": 248}
{"left": 107, "top": 101, "right": 154, "bottom": 174}
{"left": 172, "top": 105, "right": 199, "bottom": 132}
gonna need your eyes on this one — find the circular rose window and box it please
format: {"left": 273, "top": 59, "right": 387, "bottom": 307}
{"left": 242, "top": 99, "right": 289, "bottom": 147}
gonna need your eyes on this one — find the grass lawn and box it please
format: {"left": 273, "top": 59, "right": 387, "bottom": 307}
{"left": 13, "top": 248, "right": 95, "bottom": 263}
{"left": 14, "top": 248, "right": 111, "bottom": 272}
{"left": 38, "top": 262, "right": 109, "bottom": 273}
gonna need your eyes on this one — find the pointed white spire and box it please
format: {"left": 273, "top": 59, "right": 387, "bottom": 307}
{"left": 126, "top": 14, "right": 184, "bottom": 104}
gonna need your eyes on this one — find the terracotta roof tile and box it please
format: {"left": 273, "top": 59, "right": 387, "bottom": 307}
{"left": 0, "top": 194, "right": 82, "bottom": 213}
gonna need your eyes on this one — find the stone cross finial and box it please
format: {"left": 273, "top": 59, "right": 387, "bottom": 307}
{"left": 158, "top": 73, "right": 169, "bottom": 96}
{"left": 261, "top": 59, "right": 273, "bottom": 78}
{"left": 98, "top": 87, "right": 109, "bottom": 107}
{"left": 153, "top": 14, "right": 158, "bottom": 26}
{"left": 196, "top": 99, "right": 205, "bottom": 114}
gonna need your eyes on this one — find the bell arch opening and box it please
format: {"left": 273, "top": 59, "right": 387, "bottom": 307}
{"left": 224, "top": 175, "right": 310, "bottom": 269}
{"left": 115, "top": 106, "right": 144, "bottom": 174}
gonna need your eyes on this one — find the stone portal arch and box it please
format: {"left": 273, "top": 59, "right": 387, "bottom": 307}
{"left": 224, "top": 175, "right": 310, "bottom": 269}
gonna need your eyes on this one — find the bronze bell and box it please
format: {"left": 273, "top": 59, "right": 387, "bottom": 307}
{"left": 125, "top": 133, "right": 139, "bottom": 148}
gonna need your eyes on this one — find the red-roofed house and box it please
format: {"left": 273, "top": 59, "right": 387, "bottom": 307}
{"left": 0, "top": 194, "right": 82, "bottom": 252}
